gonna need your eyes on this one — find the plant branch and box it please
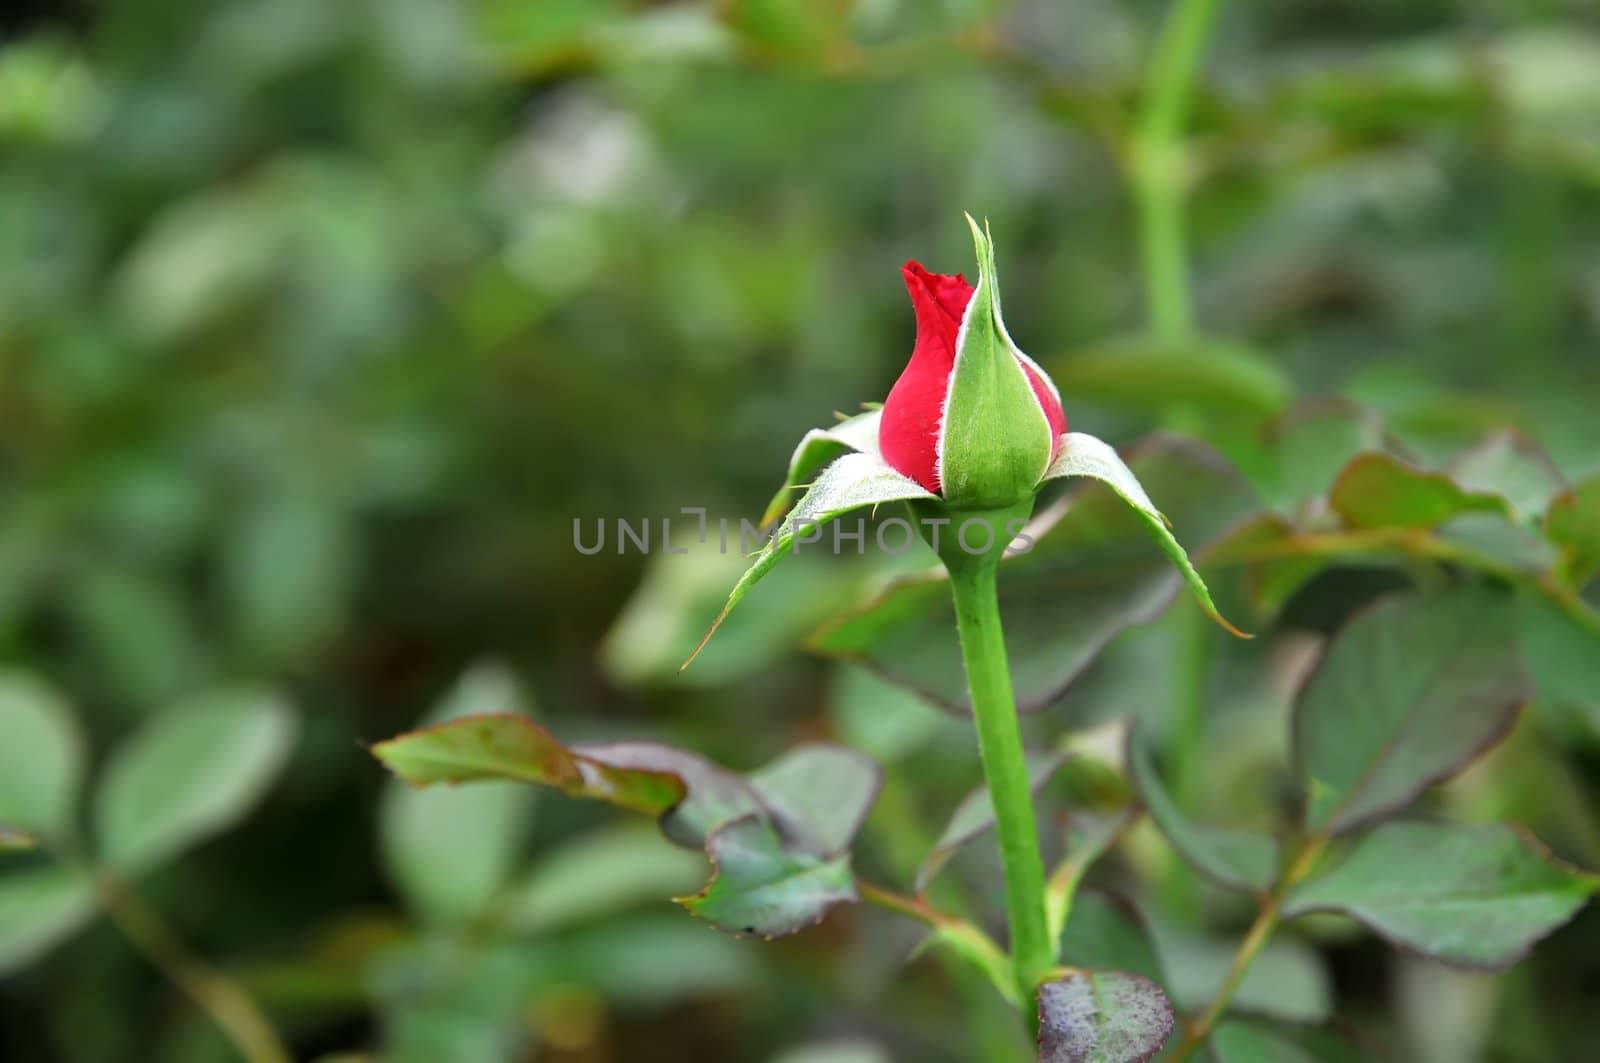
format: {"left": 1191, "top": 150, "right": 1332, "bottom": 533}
{"left": 92, "top": 872, "right": 291, "bottom": 1063}
{"left": 1134, "top": 0, "right": 1224, "bottom": 345}
{"left": 1132, "top": 0, "right": 1227, "bottom": 931}
{"left": 1170, "top": 835, "right": 1328, "bottom": 1060}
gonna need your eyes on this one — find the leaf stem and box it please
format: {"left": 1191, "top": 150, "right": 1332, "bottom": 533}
{"left": 1170, "top": 835, "right": 1328, "bottom": 1060}
{"left": 92, "top": 871, "right": 291, "bottom": 1063}
{"left": 942, "top": 536, "right": 1054, "bottom": 999}
{"left": 1134, "top": 0, "right": 1224, "bottom": 346}
{"left": 857, "top": 878, "right": 941, "bottom": 924}
{"left": 859, "top": 879, "right": 1020, "bottom": 1006}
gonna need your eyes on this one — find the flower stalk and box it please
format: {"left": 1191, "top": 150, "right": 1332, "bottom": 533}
{"left": 933, "top": 502, "right": 1054, "bottom": 999}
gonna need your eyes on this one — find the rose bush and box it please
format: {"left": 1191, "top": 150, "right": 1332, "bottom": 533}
{"left": 373, "top": 219, "right": 1291, "bottom": 1061}
{"left": 364, "top": 215, "right": 1600, "bottom": 1062}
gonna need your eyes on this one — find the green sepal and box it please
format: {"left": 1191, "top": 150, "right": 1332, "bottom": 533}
{"left": 1040, "top": 431, "right": 1248, "bottom": 638}
{"left": 760, "top": 408, "right": 882, "bottom": 528}
{"left": 936, "top": 216, "right": 1056, "bottom": 510}
{"left": 684, "top": 452, "right": 935, "bottom": 669}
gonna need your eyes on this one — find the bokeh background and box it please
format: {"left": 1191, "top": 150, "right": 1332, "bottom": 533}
{"left": 2, "top": 0, "right": 1599, "bottom": 1061}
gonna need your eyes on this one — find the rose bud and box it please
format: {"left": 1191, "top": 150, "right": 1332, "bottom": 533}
{"left": 683, "top": 215, "right": 1248, "bottom": 672}
{"left": 879, "top": 217, "right": 1067, "bottom": 509}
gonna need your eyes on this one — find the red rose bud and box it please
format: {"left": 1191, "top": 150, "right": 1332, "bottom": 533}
{"left": 880, "top": 218, "right": 1066, "bottom": 506}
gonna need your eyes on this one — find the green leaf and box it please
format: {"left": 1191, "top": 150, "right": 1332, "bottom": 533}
{"left": 1057, "top": 892, "right": 1167, "bottom": 987}
{"left": 1037, "top": 969, "right": 1175, "bottom": 1063}
{"left": 727, "top": 0, "right": 850, "bottom": 58}
{"left": 569, "top": 740, "right": 764, "bottom": 846}
{"left": 378, "top": 721, "right": 879, "bottom": 939}
{"left": 1448, "top": 431, "right": 1567, "bottom": 524}
{"left": 1294, "top": 584, "right": 1529, "bottom": 835}
{"left": 1545, "top": 473, "right": 1600, "bottom": 585}
{"left": 1330, "top": 453, "right": 1509, "bottom": 530}
{"left": 1516, "top": 588, "right": 1600, "bottom": 715}
{"left": 1223, "top": 400, "right": 1391, "bottom": 515}
{"left": 501, "top": 822, "right": 708, "bottom": 935}
{"left": 1431, "top": 511, "right": 1559, "bottom": 573}
{"left": 678, "top": 816, "right": 856, "bottom": 938}
{"left": 747, "top": 744, "right": 881, "bottom": 856}
{"left": 601, "top": 548, "right": 869, "bottom": 690}
{"left": 1178, "top": 513, "right": 1324, "bottom": 626}
{"left": 1206, "top": 503, "right": 1556, "bottom": 629}
{"left": 812, "top": 437, "right": 1260, "bottom": 713}
{"left": 1048, "top": 339, "right": 1293, "bottom": 418}
{"left": 68, "top": 563, "right": 203, "bottom": 709}
{"left": 0, "top": 672, "right": 84, "bottom": 840}
{"left": 760, "top": 408, "right": 882, "bottom": 527}
{"left": 1157, "top": 926, "right": 1332, "bottom": 1025}
{"left": 0, "top": 864, "right": 96, "bottom": 975}
{"left": 918, "top": 749, "right": 1070, "bottom": 892}
{"left": 379, "top": 664, "right": 539, "bottom": 925}
{"left": 651, "top": 746, "right": 879, "bottom": 937}
{"left": 684, "top": 451, "right": 935, "bottom": 669}
{"left": 95, "top": 687, "right": 298, "bottom": 873}
{"left": 372, "top": 716, "right": 688, "bottom": 818}
{"left": 535, "top": 915, "right": 757, "bottom": 1007}
{"left": 1209, "top": 1018, "right": 1365, "bottom": 1063}
{"left": 223, "top": 489, "right": 352, "bottom": 666}
{"left": 369, "top": 938, "right": 535, "bottom": 1062}
{"left": 936, "top": 216, "right": 1056, "bottom": 509}
{"left": 1128, "top": 730, "right": 1278, "bottom": 893}
{"left": 923, "top": 722, "right": 1134, "bottom": 906}
{"left": 1283, "top": 821, "right": 1598, "bottom": 969}
{"left": 1041, "top": 432, "right": 1248, "bottom": 638}
{"left": 828, "top": 664, "right": 955, "bottom": 764}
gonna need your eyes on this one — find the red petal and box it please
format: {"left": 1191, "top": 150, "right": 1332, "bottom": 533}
{"left": 880, "top": 263, "right": 975, "bottom": 493}
{"left": 904, "top": 260, "right": 974, "bottom": 328}
{"left": 1020, "top": 360, "right": 1067, "bottom": 458}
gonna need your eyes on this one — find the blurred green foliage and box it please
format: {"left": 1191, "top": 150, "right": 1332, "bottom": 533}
{"left": 2, "top": 0, "right": 1600, "bottom": 1061}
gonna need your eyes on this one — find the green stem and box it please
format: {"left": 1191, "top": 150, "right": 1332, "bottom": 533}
{"left": 1170, "top": 836, "right": 1328, "bottom": 1061}
{"left": 1136, "top": 153, "right": 1190, "bottom": 346}
{"left": 1134, "top": 0, "right": 1224, "bottom": 346}
{"left": 1132, "top": 0, "right": 1226, "bottom": 927}
{"left": 92, "top": 871, "right": 291, "bottom": 1063}
{"left": 943, "top": 535, "right": 1053, "bottom": 999}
